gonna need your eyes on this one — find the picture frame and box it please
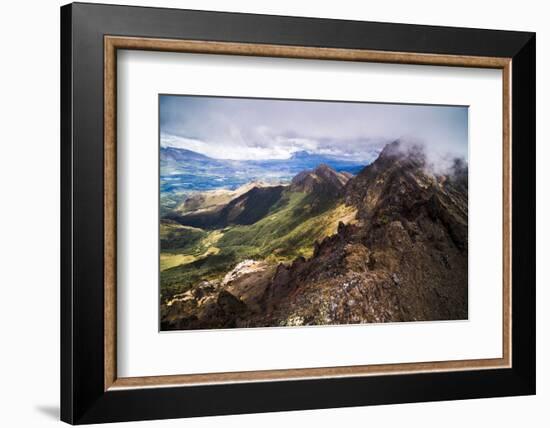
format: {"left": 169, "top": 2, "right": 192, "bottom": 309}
{"left": 61, "top": 2, "right": 535, "bottom": 424}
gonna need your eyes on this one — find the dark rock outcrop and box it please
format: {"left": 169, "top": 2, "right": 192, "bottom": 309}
{"left": 256, "top": 141, "right": 468, "bottom": 326}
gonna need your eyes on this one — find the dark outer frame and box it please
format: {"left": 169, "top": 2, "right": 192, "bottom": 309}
{"left": 61, "top": 2, "right": 536, "bottom": 424}
{"left": 104, "top": 36, "right": 513, "bottom": 389}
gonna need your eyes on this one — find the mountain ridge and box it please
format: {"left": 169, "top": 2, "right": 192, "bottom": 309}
{"left": 290, "top": 163, "right": 350, "bottom": 194}
{"left": 162, "top": 145, "right": 370, "bottom": 165}
{"left": 165, "top": 162, "right": 357, "bottom": 231}
{"left": 161, "top": 142, "right": 469, "bottom": 330}
{"left": 258, "top": 141, "right": 468, "bottom": 326}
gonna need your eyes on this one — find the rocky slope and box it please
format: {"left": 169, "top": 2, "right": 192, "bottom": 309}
{"left": 260, "top": 141, "right": 468, "bottom": 326}
{"left": 165, "top": 184, "right": 286, "bottom": 229}
{"left": 290, "top": 164, "right": 350, "bottom": 194}
{"left": 173, "top": 181, "right": 268, "bottom": 214}
{"left": 161, "top": 141, "right": 468, "bottom": 330}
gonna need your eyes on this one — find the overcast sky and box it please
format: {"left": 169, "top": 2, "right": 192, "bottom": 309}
{"left": 160, "top": 95, "right": 468, "bottom": 162}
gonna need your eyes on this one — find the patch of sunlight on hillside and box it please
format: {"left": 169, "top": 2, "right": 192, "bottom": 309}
{"left": 266, "top": 203, "right": 358, "bottom": 260}
{"left": 202, "top": 230, "right": 223, "bottom": 247}
{"left": 160, "top": 230, "right": 223, "bottom": 271}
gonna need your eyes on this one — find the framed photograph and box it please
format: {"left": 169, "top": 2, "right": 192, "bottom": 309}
{"left": 61, "top": 2, "right": 536, "bottom": 424}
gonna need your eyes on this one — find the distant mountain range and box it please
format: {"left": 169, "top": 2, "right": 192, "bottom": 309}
{"left": 160, "top": 146, "right": 368, "bottom": 195}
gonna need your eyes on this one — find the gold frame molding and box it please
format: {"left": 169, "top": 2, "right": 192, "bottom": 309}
{"left": 104, "top": 36, "right": 512, "bottom": 391}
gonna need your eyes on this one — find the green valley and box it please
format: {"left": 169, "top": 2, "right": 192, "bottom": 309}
{"left": 160, "top": 183, "right": 357, "bottom": 303}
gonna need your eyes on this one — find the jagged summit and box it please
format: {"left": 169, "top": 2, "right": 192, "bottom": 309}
{"left": 347, "top": 142, "right": 467, "bottom": 233}
{"left": 314, "top": 163, "right": 341, "bottom": 177}
{"left": 259, "top": 142, "right": 469, "bottom": 326}
{"left": 290, "top": 163, "right": 350, "bottom": 193}
{"left": 371, "top": 140, "right": 427, "bottom": 169}
{"left": 373, "top": 140, "right": 468, "bottom": 178}
{"left": 377, "top": 140, "right": 401, "bottom": 158}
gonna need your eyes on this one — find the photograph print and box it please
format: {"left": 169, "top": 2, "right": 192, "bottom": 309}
{"left": 159, "top": 95, "right": 468, "bottom": 331}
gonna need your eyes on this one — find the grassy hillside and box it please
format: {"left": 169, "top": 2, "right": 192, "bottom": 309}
{"left": 160, "top": 221, "right": 226, "bottom": 271}
{"left": 160, "top": 190, "right": 357, "bottom": 302}
{"left": 160, "top": 221, "right": 205, "bottom": 250}
{"left": 217, "top": 192, "right": 355, "bottom": 261}
{"left": 165, "top": 185, "right": 285, "bottom": 229}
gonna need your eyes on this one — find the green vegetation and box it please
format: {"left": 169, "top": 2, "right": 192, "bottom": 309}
{"left": 161, "top": 251, "right": 239, "bottom": 302}
{"left": 378, "top": 214, "right": 390, "bottom": 226}
{"left": 217, "top": 192, "right": 355, "bottom": 261}
{"left": 160, "top": 221, "right": 206, "bottom": 251}
{"left": 159, "top": 190, "right": 357, "bottom": 302}
{"left": 160, "top": 191, "right": 187, "bottom": 216}
{"left": 160, "top": 222, "right": 223, "bottom": 271}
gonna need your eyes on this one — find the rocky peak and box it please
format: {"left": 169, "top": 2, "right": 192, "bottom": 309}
{"left": 375, "top": 140, "right": 426, "bottom": 168}
{"left": 259, "top": 142, "right": 469, "bottom": 327}
{"left": 344, "top": 141, "right": 467, "bottom": 249}
{"left": 290, "top": 163, "right": 350, "bottom": 194}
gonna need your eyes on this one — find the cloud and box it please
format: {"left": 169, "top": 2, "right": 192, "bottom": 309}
{"left": 160, "top": 95, "right": 468, "bottom": 162}
{"left": 387, "top": 139, "right": 468, "bottom": 177}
